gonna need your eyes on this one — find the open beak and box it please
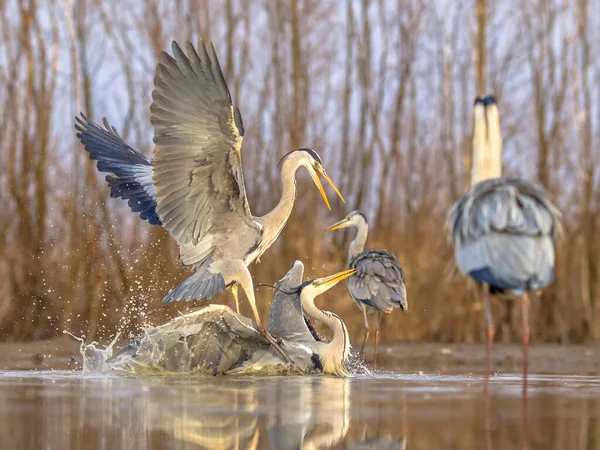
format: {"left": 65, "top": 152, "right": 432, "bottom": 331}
{"left": 313, "top": 268, "right": 357, "bottom": 289}
{"left": 325, "top": 217, "right": 351, "bottom": 232}
{"left": 309, "top": 166, "right": 345, "bottom": 211}
{"left": 309, "top": 169, "right": 332, "bottom": 210}
{"left": 317, "top": 167, "right": 345, "bottom": 204}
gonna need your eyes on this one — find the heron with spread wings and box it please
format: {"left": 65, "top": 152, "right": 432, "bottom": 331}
{"left": 75, "top": 41, "right": 344, "bottom": 364}
{"left": 326, "top": 211, "right": 407, "bottom": 368}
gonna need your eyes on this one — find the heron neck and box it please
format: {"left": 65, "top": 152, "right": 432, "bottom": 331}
{"left": 348, "top": 221, "right": 368, "bottom": 262}
{"left": 257, "top": 158, "right": 298, "bottom": 241}
{"left": 471, "top": 145, "right": 502, "bottom": 185}
{"left": 300, "top": 291, "right": 350, "bottom": 376}
{"left": 471, "top": 107, "right": 502, "bottom": 186}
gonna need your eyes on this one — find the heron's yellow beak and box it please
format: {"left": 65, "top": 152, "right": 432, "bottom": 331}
{"left": 312, "top": 268, "right": 357, "bottom": 289}
{"left": 317, "top": 167, "right": 345, "bottom": 204}
{"left": 325, "top": 217, "right": 352, "bottom": 232}
{"left": 309, "top": 166, "right": 345, "bottom": 210}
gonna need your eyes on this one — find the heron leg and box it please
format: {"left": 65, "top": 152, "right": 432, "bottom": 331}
{"left": 374, "top": 312, "right": 381, "bottom": 371}
{"left": 521, "top": 292, "right": 530, "bottom": 448}
{"left": 483, "top": 283, "right": 495, "bottom": 373}
{"left": 360, "top": 304, "right": 370, "bottom": 356}
{"left": 483, "top": 282, "right": 494, "bottom": 450}
{"left": 233, "top": 263, "right": 298, "bottom": 368}
{"left": 232, "top": 284, "right": 240, "bottom": 315}
{"left": 520, "top": 293, "right": 530, "bottom": 388}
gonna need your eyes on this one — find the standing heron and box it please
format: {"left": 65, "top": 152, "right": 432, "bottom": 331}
{"left": 74, "top": 40, "right": 344, "bottom": 363}
{"left": 326, "top": 211, "right": 407, "bottom": 368}
{"left": 107, "top": 262, "right": 356, "bottom": 376}
{"left": 447, "top": 95, "right": 561, "bottom": 382}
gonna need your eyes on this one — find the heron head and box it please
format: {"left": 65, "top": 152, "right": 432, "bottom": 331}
{"left": 279, "top": 148, "right": 345, "bottom": 210}
{"left": 325, "top": 210, "right": 367, "bottom": 232}
{"left": 303, "top": 268, "right": 357, "bottom": 297}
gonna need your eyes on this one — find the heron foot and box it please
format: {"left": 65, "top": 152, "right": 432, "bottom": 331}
{"left": 267, "top": 331, "right": 284, "bottom": 346}
{"left": 258, "top": 326, "right": 299, "bottom": 370}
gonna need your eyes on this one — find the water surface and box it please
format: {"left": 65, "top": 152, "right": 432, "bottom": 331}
{"left": 1, "top": 369, "right": 599, "bottom": 449}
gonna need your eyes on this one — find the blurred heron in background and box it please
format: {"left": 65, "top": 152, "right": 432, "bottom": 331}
{"left": 326, "top": 211, "right": 407, "bottom": 369}
{"left": 75, "top": 40, "right": 344, "bottom": 364}
{"left": 108, "top": 262, "right": 356, "bottom": 376}
{"left": 447, "top": 95, "right": 561, "bottom": 383}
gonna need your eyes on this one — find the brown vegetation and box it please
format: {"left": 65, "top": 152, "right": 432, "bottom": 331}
{"left": 0, "top": 0, "right": 597, "bottom": 345}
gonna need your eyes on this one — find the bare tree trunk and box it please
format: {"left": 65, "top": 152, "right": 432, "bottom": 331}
{"left": 352, "top": 0, "right": 372, "bottom": 210}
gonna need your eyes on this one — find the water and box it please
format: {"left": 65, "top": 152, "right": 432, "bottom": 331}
{"left": 1, "top": 369, "right": 599, "bottom": 449}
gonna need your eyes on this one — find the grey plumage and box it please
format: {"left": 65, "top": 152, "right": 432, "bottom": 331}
{"left": 75, "top": 41, "right": 343, "bottom": 367}
{"left": 326, "top": 210, "right": 407, "bottom": 367}
{"left": 162, "top": 259, "right": 227, "bottom": 303}
{"left": 151, "top": 41, "right": 260, "bottom": 260}
{"left": 448, "top": 95, "right": 563, "bottom": 383}
{"left": 268, "top": 261, "right": 354, "bottom": 375}
{"left": 267, "top": 261, "right": 313, "bottom": 341}
{"left": 108, "top": 261, "right": 354, "bottom": 376}
{"left": 326, "top": 211, "right": 408, "bottom": 314}
{"left": 75, "top": 114, "right": 161, "bottom": 225}
{"left": 448, "top": 177, "right": 561, "bottom": 294}
{"left": 108, "top": 304, "right": 296, "bottom": 375}
{"left": 349, "top": 249, "right": 408, "bottom": 313}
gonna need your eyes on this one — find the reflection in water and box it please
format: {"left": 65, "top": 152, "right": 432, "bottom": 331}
{"left": 149, "top": 377, "right": 351, "bottom": 449}
{"left": 1, "top": 372, "right": 600, "bottom": 449}
{"left": 348, "top": 436, "right": 407, "bottom": 450}
{"left": 0, "top": 374, "right": 362, "bottom": 449}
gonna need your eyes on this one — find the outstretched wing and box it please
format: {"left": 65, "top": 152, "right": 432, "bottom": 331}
{"left": 348, "top": 250, "right": 407, "bottom": 314}
{"left": 448, "top": 177, "right": 561, "bottom": 292}
{"left": 108, "top": 305, "right": 270, "bottom": 374}
{"left": 151, "top": 40, "right": 260, "bottom": 259}
{"left": 75, "top": 114, "right": 161, "bottom": 225}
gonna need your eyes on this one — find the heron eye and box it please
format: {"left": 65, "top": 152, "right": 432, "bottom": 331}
{"left": 312, "top": 281, "right": 318, "bottom": 287}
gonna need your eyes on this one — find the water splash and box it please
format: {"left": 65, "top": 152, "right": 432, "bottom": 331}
{"left": 105, "top": 306, "right": 300, "bottom": 376}
{"left": 66, "top": 305, "right": 363, "bottom": 377}
{"left": 63, "top": 331, "right": 120, "bottom": 375}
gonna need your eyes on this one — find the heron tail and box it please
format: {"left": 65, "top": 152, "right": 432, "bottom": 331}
{"left": 163, "top": 269, "right": 227, "bottom": 303}
{"left": 74, "top": 113, "right": 161, "bottom": 225}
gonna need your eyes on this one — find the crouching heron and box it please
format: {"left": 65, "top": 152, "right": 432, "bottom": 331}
{"left": 447, "top": 96, "right": 561, "bottom": 387}
{"left": 108, "top": 262, "right": 356, "bottom": 376}
{"left": 326, "top": 211, "right": 407, "bottom": 368}
{"left": 75, "top": 40, "right": 344, "bottom": 365}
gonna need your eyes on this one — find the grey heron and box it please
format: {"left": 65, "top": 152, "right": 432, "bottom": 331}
{"left": 326, "top": 211, "right": 407, "bottom": 368}
{"left": 447, "top": 95, "right": 561, "bottom": 382}
{"left": 106, "top": 262, "right": 356, "bottom": 376}
{"left": 74, "top": 40, "right": 344, "bottom": 364}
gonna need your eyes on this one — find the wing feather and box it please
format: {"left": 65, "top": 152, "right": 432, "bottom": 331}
{"left": 75, "top": 114, "right": 162, "bottom": 225}
{"left": 448, "top": 178, "right": 561, "bottom": 292}
{"left": 348, "top": 250, "right": 408, "bottom": 314}
{"left": 151, "top": 40, "right": 259, "bottom": 260}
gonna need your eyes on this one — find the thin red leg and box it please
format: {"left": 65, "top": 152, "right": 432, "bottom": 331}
{"left": 483, "top": 283, "right": 494, "bottom": 450}
{"left": 484, "top": 283, "right": 495, "bottom": 374}
{"left": 520, "top": 293, "right": 530, "bottom": 450}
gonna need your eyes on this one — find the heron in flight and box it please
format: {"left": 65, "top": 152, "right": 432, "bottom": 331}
{"left": 326, "top": 211, "right": 407, "bottom": 368}
{"left": 75, "top": 40, "right": 344, "bottom": 364}
{"left": 447, "top": 95, "right": 561, "bottom": 381}
{"left": 107, "top": 262, "right": 356, "bottom": 376}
